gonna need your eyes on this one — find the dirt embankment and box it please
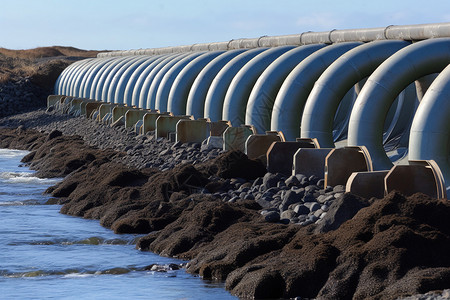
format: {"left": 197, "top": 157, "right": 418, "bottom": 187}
{"left": 0, "top": 46, "right": 104, "bottom": 118}
{"left": 1, "top": 126, "right": 450, "bottom": 299}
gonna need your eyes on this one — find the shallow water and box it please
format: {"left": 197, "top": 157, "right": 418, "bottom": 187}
{"left": 0, "top": 149, "right": 237, "bottom": 299}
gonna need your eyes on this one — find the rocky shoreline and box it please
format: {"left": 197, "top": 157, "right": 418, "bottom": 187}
{"left": 1, "top": 108, "right": 450, "bottom": 299}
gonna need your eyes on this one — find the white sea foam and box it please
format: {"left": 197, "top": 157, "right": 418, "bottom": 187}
{"left": 0, "top": 171, "right": 60, "bottom": 185}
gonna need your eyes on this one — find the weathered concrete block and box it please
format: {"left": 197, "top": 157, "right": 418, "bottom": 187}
{"left": 99, "top": 104, "right": 118, "bottom": 123}
{"left": 176, "top": 119, "right": 210, "bottom": 144}
{"left": 245, "top": 131, "right": 283, "bottom": 160}
{"left": 346, "top": 171, "right": 389, "bottom": 199}
{"left": 210, "top": 120, "right": 231, "bottom": 136}
{"left": 223, "top": 125, "right": 256, "bottom": 152}
{"left": 293, "top": 148, "right": 333, "bottom": 179}
{"left": 112, "top": 106, "right": 132, "bottom": 124}
{"left": 268, "top": 139, "right": 319, "bottom": 176}
{"left": 155, "top": 115, "right": 193, "bottom": 139}
{"left": 47, "top": 95, "right": 65, "bottom": 108}
{"left": 125, "top": 109, "right": 147, "bottom": 128}
{"left": 85, "top": 101, "right": 103, "bottom": 118}
{"left": 385, "top": 160, "right": 447, "bottom": 199}
{"left": 142, "top": 111, "right": 170, "bottom": 134}
{"left": 325, "top": 147, "right": 371, "bottom": 187}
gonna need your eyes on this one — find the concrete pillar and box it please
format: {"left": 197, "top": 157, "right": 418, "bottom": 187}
{"left": 385, "top": 160, "right": 447, "bottom": 199}
{"left": 125, "top": 109, "right": 147, "bottom": 128}
{"left": 346, "top": 171, "right": 389, "bottom": 199}
{"left": 176, "top": 119, "right": 210, "bottom": 143}
{"left": 267, "top": 139, "right": 319, "bottom": 176}
{"left": 325, "top": 147, "right": 372, "bottom": 187}
{"left": 155, "top": 115, "right": 193, "bottom": 139}
{"left": 223, "top": 125, "right": 256, "bottom": 152}
{"left": 85, "top": 102, "right": 103, "bottom": 119}
{"left": 112, "top": 106, "right": 132, "bottom": 124}
{"left": 245, "top": 131, "right": 283, "bottom": 161}
{"left": 142, "top": 111, "right": 171, "bottom": 134}
{"left": 210, "top": 120, "right": 231, "bottom": 136}
{"left": 293, "top": 148, "right": 333, "bottom": 179}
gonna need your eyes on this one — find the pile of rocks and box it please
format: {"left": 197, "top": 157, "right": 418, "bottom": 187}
{"left": 211, "top": 172, "right": 346, "bottom": 226}
{"left": 1, "top": 109, "right": 223, "bottom": 170}
{"left": 0, "top": 78, "right": 49, "bottom": 117}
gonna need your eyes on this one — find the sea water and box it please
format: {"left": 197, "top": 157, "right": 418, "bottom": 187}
{"left": 0, "top": 149, "right": 237, "bottom": 300}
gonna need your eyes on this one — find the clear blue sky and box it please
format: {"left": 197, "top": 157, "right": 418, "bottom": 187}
{"left": 1, "top": 0, "right": 449, "bottom": 50}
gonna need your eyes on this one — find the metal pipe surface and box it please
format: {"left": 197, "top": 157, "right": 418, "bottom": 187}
{"left": 271, "top": 42, "right": 362, "bottom": 141}
{"left": 204, "top": 48, "right": 268, "bottom": 121}
{"left": 185, "top": 49, "right": 247, "bottom": 119}
{"left": 98, "top": 23, "right": 450, "bottom": 57}
{"left": 245, "top": 44, "right": 326, "bottom": 133}
{"left": 167, "top": 51, "right": 225, "bottom": 115}
{"left": 222, "top": 46, "right": 295, "bottom": 126}
{"left": 409, "top": 64, "right": 450, "bottom": 189}
{"left": 348, "top": 38, "right": 450, "bottom": 170}
{"left": 300, "top": 40, "right": 410, "bottom": 147}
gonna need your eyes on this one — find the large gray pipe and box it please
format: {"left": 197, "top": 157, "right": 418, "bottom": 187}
{"left": 98, "top": 23, "right": 450, "bottom": 57}
{"left": 72, "top": 58, "right": 110, "bottom": 97}
{"left": 186, "top": 49, "right": 247, "bottom": 119}
{"left": 59, "top": 59, "right": 91, "bottom": 95}
{"left": 271, "top": 42, "right": 362, "bottom": 141}
{"left": 300, "top": 40, "right": 410, "bottom": 147}
{"left": 133, "top": 53, "right": 187, "bottom": 108}
{"left": 68, "top": 58, "right": 97, "bottom": 97}
{"left": 204, "top": 48, "right": 268, "bottom": 121}
{"left": 92, "top": 56, "right": 137, "bottom": 101}
{"left": 79, "top": 57, "right": 116, "bottom": 98}
{"left": 57, "top": 59, "right": 91, "bottom": 95}
{"left": 245, "top": 44, "right": 326, "bottom": 133}
{"left": 167, "top": 51, "right": 225, "bottom": 115}
{"left": 142, "top": 53, "right": 193, "bottom": 109}
{"left": 348, "top": 38, "right": 450, "bottom": 170}
{"left": 106, "top": 56, "right": 153, "bottom": 104}
{"left": 102, "top": 56, "right": 146, "bottom": 103}
{"left": 222, "top": 46, "right": 295, "bottom": 126}
{"left": 155, "top": 52, "right": 206, "bottom": 112}
{"left": 116, "top": 54, "right": 167, "bottom": 106}
{"left": 409, "top": 64, "right": 450, "bottom": 189}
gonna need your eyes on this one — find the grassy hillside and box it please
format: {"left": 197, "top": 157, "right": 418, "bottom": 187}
{"left": 0, "top": 46, "right": 106, "bottom": 89}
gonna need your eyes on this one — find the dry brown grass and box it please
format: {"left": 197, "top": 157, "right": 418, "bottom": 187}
{"left": 0, "top": 46, "right": 106, "bottom": 89}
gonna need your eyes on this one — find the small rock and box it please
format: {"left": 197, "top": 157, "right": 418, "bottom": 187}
{"left": 294, "top": 204, "right": 310, "bottom": 215}
{"left": 333, "top": 185, "right": 345, "bottom": 193}
{"left": 285, "top": 175, "right": 300, "bottom": 187}
{"left": 264, "top": 211, "right": 280, "bottom": 223}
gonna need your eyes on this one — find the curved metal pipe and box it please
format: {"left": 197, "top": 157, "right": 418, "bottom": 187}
{"left": 116, "top": 55, "right": 167, "bottom": 106}
{"left": 132, "top": 53, "right": 186, "bottom": 108}
{"left": 348, "top": 38, "right": 450, "bottom": 170}
{"left": 58, "top": 59, "right": 90, "bottom": 95}
{"left": 409, "top": 64, "right": 450, "bottom": 187}
{"left": 104, "top": 56, "right": 152, "bottom": 104}
{"left": 88, "top": 56, "right": 131, "bottom": 100}
{"left": 245, "top": 44, "right": 326, "bottom": 133}
{"left": 300, "top": 40, "right": 410, "bottom": 147}
{"left": 71, "top": 58, "right": 107, "bottom": 97}
{"left": 167, "top": 51, "right": 225, "bottom": 115}
{"left": 154, "top": 52, "right": 206, "bottom": 112}
{"left": 66, "top": 58, "right": 98, "bottom": 96}
{"left": 204, "top": 47, "right": 268, "bottom": 121}
{"left": 222, "top": 46, "right": 296, "bottom": 126}
{"left": 186, "top": 49, "right": 247, "bottom": 119}
{"left": 80, "top": 57, "right": 116, "bottom": 98}
{"left": 98, "top": 56, "right": 142, "bottom": 102}
{"left": 67, "top": 58, "right": 97, "bottom": 97}
{"left": 140, "top": 53, "right": 191, "bottom": 109}
{"left": 271, "top": 42, "right": 362, "bottom": 141}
